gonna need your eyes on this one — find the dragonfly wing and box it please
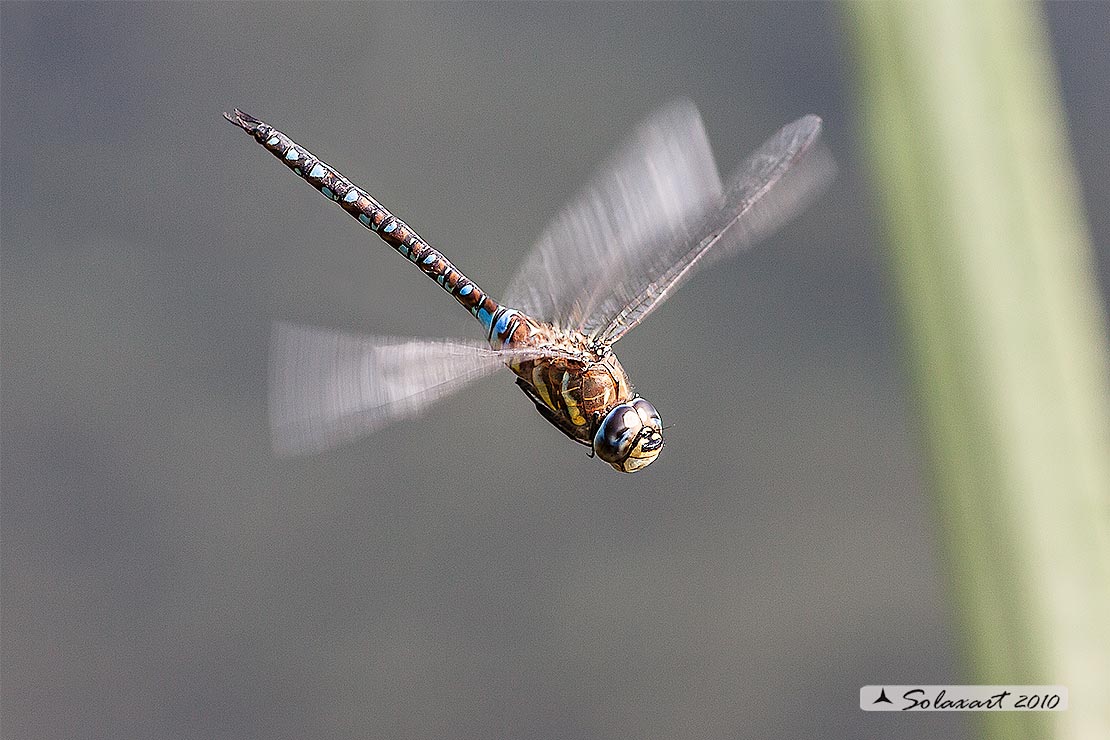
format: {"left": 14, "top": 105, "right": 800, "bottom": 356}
{"left": 503, "top": 99, "right": 724, "bottom": 334}
{"left": 592, "top": 114, "right": 834, "bottom": 346}
{"left": 269, "top": 323, "right": 554, "bottom": 456}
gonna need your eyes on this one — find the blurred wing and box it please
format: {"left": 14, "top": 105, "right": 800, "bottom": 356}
{"left": 591, "top": 114, "right": 835, "bottom": 346}
{"left": 503, "top": 99, "right": 724, "bottom": 333}
{"left": 269, "top": 323, "right": 556, "bottom": 457}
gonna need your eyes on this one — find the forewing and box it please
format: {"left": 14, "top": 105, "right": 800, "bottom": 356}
{"left": 269, "top": 323, "right": 552, "bottom": 456}
{"left": 503, "top": 99, "right": 723, "bottom": 333}
{"left": 592, "top": 114, "right": 834, "bottom": 345}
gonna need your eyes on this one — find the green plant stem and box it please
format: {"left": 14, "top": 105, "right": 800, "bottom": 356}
{"left": 842, "top": 1, "right": 1110, "bottom": 738}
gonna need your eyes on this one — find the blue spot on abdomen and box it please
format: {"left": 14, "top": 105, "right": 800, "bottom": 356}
{"left": 477, "top": 306, "right": 493, "bottom": 328}
{"left": 493, "top": 310, "right": 514, "bottom": 338}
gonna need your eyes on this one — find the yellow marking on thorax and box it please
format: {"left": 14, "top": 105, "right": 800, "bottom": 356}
{"left": 531, "top": 365, "right": 557, "bottom": 410}
{"left": 560, "top": 372, "right": 588, "bottom": 427}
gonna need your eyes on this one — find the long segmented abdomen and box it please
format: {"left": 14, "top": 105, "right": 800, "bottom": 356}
{"left": 224, "top": 109, "right": 503, "bottom": 332}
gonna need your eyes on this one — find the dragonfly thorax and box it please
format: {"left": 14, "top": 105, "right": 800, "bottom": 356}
{"left": 493, "top": 310, "right": 661, "bottom": 471}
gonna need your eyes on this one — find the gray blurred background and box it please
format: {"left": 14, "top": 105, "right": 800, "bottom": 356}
{"left": 2, "top": 3, "right": 1107, "bottom": 739}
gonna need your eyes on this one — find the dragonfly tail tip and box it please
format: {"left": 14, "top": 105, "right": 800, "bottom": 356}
{"left": 222, "top": 108, "right": 264, "bottom": 132}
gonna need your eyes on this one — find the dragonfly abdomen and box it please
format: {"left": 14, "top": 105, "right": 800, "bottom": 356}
{"left": 224, "top": 109, "right": 502, "bottom": 330}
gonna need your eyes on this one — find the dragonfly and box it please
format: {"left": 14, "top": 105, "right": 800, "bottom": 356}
{"left": 225, "top": 100, "right": 832, "bottom": 472}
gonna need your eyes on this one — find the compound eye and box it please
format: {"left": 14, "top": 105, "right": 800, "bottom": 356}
{"left": 593, "top": 403, "right": 642, "bottom": 465}
{"left": 592, "top": 399, "right": 664, "bottom": 473}
{"left": 630, "top": 398, "right": 661, "bottom": 430}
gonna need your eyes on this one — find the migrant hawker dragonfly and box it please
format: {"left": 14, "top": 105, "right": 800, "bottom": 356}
{"left": 225, "top": 101, "right": 832, "bottom": 471}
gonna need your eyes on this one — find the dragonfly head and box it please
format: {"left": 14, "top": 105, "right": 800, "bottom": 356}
{"left": 593, "top": 398, "right": 664, "bottom": 473}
